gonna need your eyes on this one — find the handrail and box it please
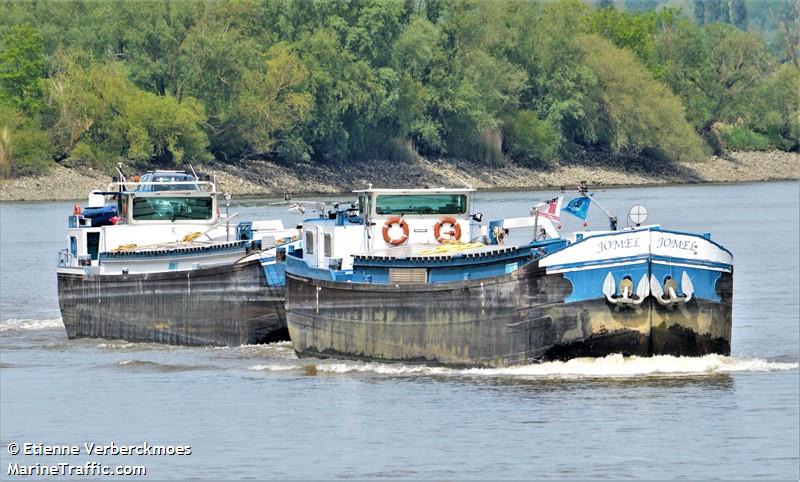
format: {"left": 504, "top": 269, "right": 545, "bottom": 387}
{"left": 57, "top": 248, "right": 74, "bottom": 267}
{"left": 104, "top": 180, "right": 216, "bottom": 192}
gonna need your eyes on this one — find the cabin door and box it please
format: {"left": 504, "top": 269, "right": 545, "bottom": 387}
{"left": 304, "top": 226, "right": 323, "bottom": 268}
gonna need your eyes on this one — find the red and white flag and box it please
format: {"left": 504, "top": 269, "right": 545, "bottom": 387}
{"left": 531, "top": 197, "right": 563, "bottom": 221}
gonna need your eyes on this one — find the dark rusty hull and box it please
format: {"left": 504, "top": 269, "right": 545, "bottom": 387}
{"left": 649, "top": 272, "right": 733, "bottom": 357}
{"left": 285, "top": 262, "right": 732, "bottom": 367}
{"left": 57, "top": 259, "right": 288, "bottom": 346}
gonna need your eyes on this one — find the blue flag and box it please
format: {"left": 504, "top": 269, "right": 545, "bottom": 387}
{"left": 563, "top": 196, "right": 591, "bottom": 220}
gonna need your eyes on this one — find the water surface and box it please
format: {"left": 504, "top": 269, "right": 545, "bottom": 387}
{"left": 1, "top": 182, "right": 798, "bottom": 479}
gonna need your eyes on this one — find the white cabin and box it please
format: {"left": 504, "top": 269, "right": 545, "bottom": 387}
{"left": 58, "top": 170, "right": 297, "bottom": 275}
{"left": 301, "top": 187, "right": 482, "bottom": 270}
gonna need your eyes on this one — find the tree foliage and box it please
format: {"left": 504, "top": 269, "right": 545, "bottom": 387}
{"left": 579, "top": 35, "right": 706, "bottom": 161}
{"left": 0, "top": 0, "right": 795, "bottom": 178}
{"left": 48, "top": 58, "right": 209, "bottom": 166}
{"left": 0, "top": 24, "right": 46, "bottom": 114}
{"left": 236, "top": 44, "right": 312, "bottom": 159}
{"left": 0, "top": 103, "right": 53, "bottom": 176}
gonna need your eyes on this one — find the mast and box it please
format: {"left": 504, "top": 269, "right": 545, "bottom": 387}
{"left": 576, "top": 181, "right": 618, "bottom": 230}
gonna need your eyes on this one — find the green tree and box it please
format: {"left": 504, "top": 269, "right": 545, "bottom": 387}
{"left": 93, "top": 1, "right": 204, "bottom": 95}
{"left": 0, "top": 24, "right": 46, "bottom": 114}
{"left": 579, "top": 34, "right": 706, "bottom": 162}
{"left": 738, "top": 64, "right": 800, "bottom": 150}
{"left": 173, "top": 12, "right": 262, "bottom": 159}
{"left": 48, "top": 59, "right": 210, "bottom": 165}
{"left": 345, "top": 0, "right": 407, "bottom": 66}
{"left": 656, "top": 21, "right": 770, "bottom": 146}
{"left": 507, "top": 0, "right": 602, "bottom": 151}
{"left": 48, "top": 50, "right": 105, "bottom": 156}
{"left": 775, "top": 0, "right": 800, "bottom": 69}
{"left": 731, "top": 0, "right": 747, "bottom": 29}
{"left": 624, "top": 0, "right": 659, "bottom": 11}
{"left": 504, "top": 110, "right": 560, "bottom": 164}
{"left": 693, "top": 0, "right": 705, "bottom": 25}
{"left": 584, "top": 6, "right": 679, "bottom": 77}
{"left": 720, "top": 0, "right": 731, "bottom": 24}
{"left": 0, "top": 104, "right": 53, "bottom": 177}
{"left": 117, "top": 91, "right": 209, "bottom": 164}
{"left": 421, "top": 0, "right": 529, "bottom": 164}
{"left": 391, "top": 16, "right": 443, "bottom": 153}
{"left": 0, "top": 0, "right": 796, "bottom": 173}
{"left": 236, "top": 44, "right": 312, "bottom": 159}
{"left": 705, "top": 0, "right": 721, "bottom": 23}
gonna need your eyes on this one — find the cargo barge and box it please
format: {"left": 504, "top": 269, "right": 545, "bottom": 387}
{"left": 284, "top": 185, "right": 732, "bottom": 367}
{"left": 56, "top": 169, "right": 299, "bottom": 346}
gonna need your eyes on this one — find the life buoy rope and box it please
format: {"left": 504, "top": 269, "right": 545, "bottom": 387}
{"left": 382, "top": 216, "right": 409, "bottom": 245}
{"left": 434, "top": 216, "right": 461, "bottom": 243}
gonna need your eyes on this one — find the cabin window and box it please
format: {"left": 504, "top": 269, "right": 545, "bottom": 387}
{"left": 86, "top": 232, "right": 100, "bottom": 260}
{"left": 305, "top": 230, "right": 314, "bottom": 255}
{"left": 323, "top": 233, "right": 332, "bottom": 257}
{"left": 132, "top": 197, "right": 213, "bottom": 221}
{"left": 134, "top": 173, "right": 201, "bottom": 192}
{"left": 358, "top": 194, "right": 366, "bottom": 217}
{"left": 375, "top": 194, "right": 467, "bottom": 215}
{"left": 70, "top": 237, "right": 77, "bottom": 257}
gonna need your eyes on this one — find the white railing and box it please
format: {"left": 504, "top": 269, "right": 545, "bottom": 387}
{"left": 104, "top": 181, "right": 216, "bottom": 193}
{"left": 57, "top": 249, "right": 73, "bottom": 267}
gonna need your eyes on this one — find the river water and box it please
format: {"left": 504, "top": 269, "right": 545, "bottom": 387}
{"left": 1, "top": 182, "right": 798, "bottom": 479}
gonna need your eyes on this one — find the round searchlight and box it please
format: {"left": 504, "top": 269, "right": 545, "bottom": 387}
{"left": 628, "top": 204, "right": 649, "bottom": 226}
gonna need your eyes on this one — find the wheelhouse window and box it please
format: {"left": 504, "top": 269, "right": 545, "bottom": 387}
{"left": 135, "top": 173, "right": 200, "bottom": 192}
{"left": 323, "top": 233, "right": 332, "bottom": 257}
{"left": 305, "top": 230, "right": 315, "bottom": 255}
{"left": 357, "top": 194, "right": 366, "bottom": 217}
{"left": 132, "top": 197, "right": 213, "bottom": 221}
{"left": 375, "top": 194, "right": 468, "bottom": 215}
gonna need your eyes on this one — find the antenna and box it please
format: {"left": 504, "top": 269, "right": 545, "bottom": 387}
{"left": 225, "top": 192, "right": 232, "bottom": 241}
{"left": 115, "top": 163, "right": 127, "bottom": 183}
{"left": 189, "top": 164, "right": 199, "bottom": 180}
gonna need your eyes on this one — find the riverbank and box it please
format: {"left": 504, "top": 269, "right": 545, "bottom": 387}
{"left": 0, "top": 150, "right": 797, "bottom": 202}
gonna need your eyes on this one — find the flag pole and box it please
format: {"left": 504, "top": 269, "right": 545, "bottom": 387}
{"left": 576, "top": 181, "right": 618, "bottom": 230}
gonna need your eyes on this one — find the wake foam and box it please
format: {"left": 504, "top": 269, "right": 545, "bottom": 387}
{"left": 248, "top": 354, "right": 798, "bottom": 378}
{"left": 0, "top": 318, "right": 62, "bottom": 332}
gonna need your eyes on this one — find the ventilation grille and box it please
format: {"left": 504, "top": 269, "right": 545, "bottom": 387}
{"left": 389, "top": 268, "right": 428, "bottom": 284}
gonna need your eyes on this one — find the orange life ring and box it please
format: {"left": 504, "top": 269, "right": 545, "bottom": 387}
{"left": 382, "top": 216, "right": 409, "bottom": 246}
{"left": 73, "top": 204, "right": 81, "bottom": 215}
{"left": 434, "top": 216, "right": 461, "bottom": 243}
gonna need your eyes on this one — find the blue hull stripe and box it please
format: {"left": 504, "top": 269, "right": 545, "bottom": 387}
{"left": 545, "top": 254, "right": 650, "bottom": 272}
{"left": 651, "top": 255, "right": 732, "bottom": 271}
